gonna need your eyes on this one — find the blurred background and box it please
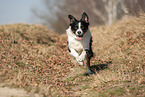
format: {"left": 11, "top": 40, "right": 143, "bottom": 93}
{"left": 0, "top": 0, "right": 145, "bottom": 34}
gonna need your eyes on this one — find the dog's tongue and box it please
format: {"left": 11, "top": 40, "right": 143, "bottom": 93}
{"left": 77, "top": 37, "right": 83, "bottom": 40}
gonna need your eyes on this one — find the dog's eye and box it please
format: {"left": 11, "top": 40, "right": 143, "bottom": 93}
{"left": 81, "top": 26, "right": 84, "bottom": 29}
{"left": 75, "top": 26, "right": 78, "bottom": 29}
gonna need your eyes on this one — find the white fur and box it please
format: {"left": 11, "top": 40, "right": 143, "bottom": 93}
{"left": 76, "top": 22, "right": 83, "bottom": 35}
{"left": 66, "top": 26, "right": 91, "bottom": 65}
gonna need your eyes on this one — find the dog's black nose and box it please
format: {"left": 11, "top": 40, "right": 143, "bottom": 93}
{"left": 77, "top": 31, "right": 81, "bottom": 35}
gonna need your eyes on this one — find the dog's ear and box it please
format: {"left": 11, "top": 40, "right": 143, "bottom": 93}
{"left": 81, "top": 12, "right": 89, "bottom": 23}
{"left": 68, "top": 15, "right": 76, "bottom": 23}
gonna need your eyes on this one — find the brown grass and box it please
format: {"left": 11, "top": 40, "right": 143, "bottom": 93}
{"left": 0, "top": 15, "right": 145, "bottom": 96}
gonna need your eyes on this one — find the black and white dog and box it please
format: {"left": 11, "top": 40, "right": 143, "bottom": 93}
{"left": 66, "top": 12, "right": 94, "bottom": 75}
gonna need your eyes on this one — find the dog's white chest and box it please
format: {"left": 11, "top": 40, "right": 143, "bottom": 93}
{"left": 69, "top": 38, "right": 83, "bottom": 52}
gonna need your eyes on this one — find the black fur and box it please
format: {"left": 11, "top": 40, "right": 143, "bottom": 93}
{"left": 67, "top": 41, "right": 71, "bottom": 52}
{"left": 89, "top": 37, "right": 93, "bottom": 58}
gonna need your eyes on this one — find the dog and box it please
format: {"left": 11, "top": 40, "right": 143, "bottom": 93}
{"left": 66, "top": 12, "right": 94, "bottom": 75}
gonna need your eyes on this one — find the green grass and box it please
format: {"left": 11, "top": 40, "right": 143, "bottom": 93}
{"left": 0, "top": 15, "right": 145, "bottom": 96}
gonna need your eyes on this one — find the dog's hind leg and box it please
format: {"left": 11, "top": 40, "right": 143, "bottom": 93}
{"left": 84, "top": 50, "right": 94, "bottom": 76}
{"left": 86, "top": 54, "right": 92, "bottom": 73}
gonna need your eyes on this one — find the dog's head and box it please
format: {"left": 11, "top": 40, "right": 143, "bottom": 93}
{"left": 68, "top": 12, "right": 89, "bottom": 40}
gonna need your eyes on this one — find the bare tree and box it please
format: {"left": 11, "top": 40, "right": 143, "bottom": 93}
{"left": 32, "top": 0, "right": 145, "bottom": 34}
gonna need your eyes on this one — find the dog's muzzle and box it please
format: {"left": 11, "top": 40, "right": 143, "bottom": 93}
{"left": 76, "top": 31, "right": 83, "bottom": 40}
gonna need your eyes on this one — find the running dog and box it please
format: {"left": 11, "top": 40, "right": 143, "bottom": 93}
{"left": 66, "top": 12, "right": 94, "bottom": 75}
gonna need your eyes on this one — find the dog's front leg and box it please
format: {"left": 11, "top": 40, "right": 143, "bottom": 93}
{"left": 69, "top": 48, "right": 84, "bottom": 65}
{"left": 78, "top": 50, "right": 86, "bottom": 65}
{"left": 69, "top": 48, "right": 79, "bottom": 58}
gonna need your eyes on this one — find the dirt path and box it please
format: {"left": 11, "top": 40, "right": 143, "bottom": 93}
{"left": 0, "top": 86, "right": 41, "bottom": 97}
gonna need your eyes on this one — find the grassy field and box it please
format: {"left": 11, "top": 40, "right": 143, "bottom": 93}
{"left": 0, "top": 15, "right": 145, "bottom": 96}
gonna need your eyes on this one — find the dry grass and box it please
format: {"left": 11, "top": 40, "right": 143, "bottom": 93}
{"left": 0, "top": 24, "right": 75, "bottom": 96}
{"left": 0, "top": 15, "right": 145, "bottom": 96}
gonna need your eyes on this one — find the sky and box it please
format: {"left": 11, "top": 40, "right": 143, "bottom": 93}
{"left": 0, "top": 0, "right": 42, "bottom": 25}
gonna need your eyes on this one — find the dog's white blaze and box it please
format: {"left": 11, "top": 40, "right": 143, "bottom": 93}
{"left": 76, "top": 22, "right": 83, "bottom": 35}
{"left": 78, "top": 22, "right": 81, "bottom": 29}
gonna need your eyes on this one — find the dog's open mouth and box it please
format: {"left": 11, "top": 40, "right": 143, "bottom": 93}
{"left": 77, "top": 35, "right": 83, "bottom": 40}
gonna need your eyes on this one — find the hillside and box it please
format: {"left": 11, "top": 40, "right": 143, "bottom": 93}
{"left": 0, "top": 15, "right": 145, "bottom": 96}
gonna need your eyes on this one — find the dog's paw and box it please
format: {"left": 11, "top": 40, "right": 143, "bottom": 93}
{"left": 78, "top": 61, "right": 84, "bottom": 66}
{"left": 83, "top": 68, "right": 95, "bottom": 76}
{"left": 76, "top": 58, "right": 84, "bottom": 66}
{"left": 84, "top": 71, "right": 95, "bottom": 76}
